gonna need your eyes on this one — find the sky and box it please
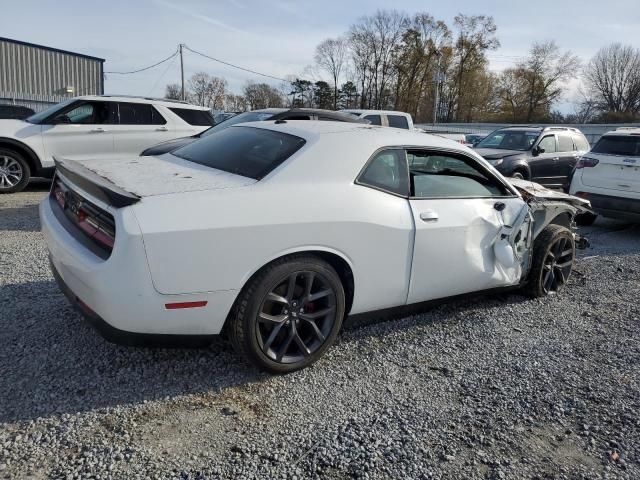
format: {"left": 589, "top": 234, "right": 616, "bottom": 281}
{"left": 3, "top": 0, "right": 640, "bottom": 112}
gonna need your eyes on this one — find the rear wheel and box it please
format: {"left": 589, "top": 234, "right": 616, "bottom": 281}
{"left": 0, "top": 149, "right": 30, "bottom": 193}
{"left": 228, "top": 255, "right": 345, "bottom": 373}
{"left": 525, "top": 225, "right": 575, "bottom": 297}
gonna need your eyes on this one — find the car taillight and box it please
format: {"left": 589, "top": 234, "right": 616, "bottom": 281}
{"left": 576, "top": 157, "right": 599, "bottom": 169}
{"left": 574, "top": 191, "right": 589, "bottom": 199}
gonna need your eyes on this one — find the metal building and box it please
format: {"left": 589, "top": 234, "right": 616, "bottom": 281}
{"left": 0, "top": 37, "right": 104, "bottom": 112}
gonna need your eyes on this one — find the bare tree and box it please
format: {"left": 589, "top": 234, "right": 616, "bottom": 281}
{"left": 497, "top": 41, "right": 580, "bottom": 122}
{"left": 243, "top": 82, "right": 284, "bottom": 110}
{"left": 349, "top": 10, "right": 409, "bottom": 109}
{"left": 165, "top": 83, "right": 182, "bottom": 100}
{"left": 224, "top": 94, "right": 246, "bottom": 112}
{"left": 315, "top": 37, "right": 347, "bottom": 109}
{"left": 584, "top": 43, "right": 640, "bottom": 117}
{"left": 188, "top": 72, "right": 228, "bottom": 109}
{"left": 448, "top": 14, "right": 499, "bottom": 121}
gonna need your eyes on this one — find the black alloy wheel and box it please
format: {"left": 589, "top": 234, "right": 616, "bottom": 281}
{"left": 228, "top": 255, "right": 345, "bottom": 373}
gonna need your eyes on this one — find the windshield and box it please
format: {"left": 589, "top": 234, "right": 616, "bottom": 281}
{"left": 477, "top": 130, "right": 539, "bottom": 151}
{"left": 591, "top": 135, "right": 640, "bottom": 156}
{"left": 25, "top": 99, "right": 76, "bottom": 124}
{"left": 173, "top": 126, "right": 306, "bottom": 180}
{"left": 200, "top": 111, "right": 276, "bottom": 137}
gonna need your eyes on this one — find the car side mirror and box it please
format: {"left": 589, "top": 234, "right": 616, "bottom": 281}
{"left": 532, "top": 146, "right": 544, "bottom": 156}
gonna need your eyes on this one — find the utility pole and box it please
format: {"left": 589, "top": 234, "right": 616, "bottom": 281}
{"left": 432, "top": 50, "right": 442, "bottom": 126}
{"left": 179, "top": 43, "right": 185, "bottom": 101}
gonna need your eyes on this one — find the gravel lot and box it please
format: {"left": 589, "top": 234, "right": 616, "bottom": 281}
{"left": 1, "top": 183, "right": 639, "bottom": 479}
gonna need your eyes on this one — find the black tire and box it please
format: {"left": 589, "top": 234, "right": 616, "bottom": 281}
{"left": 525, "top": 224, "right": 575, "bottom": 298}
{"left": 511, "top": 170, "right": 527, "bottom": 180}
{"left": 575, "top": 212, "right": 597, "bottom": 227}
{"left": 228, "top": 254, "right": 346, "bottom": 373}
{"left": 0, "top": 148, "right": 30, "bottom": 193}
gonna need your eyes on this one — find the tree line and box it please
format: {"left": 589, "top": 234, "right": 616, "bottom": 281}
{"left": 166, "top": 10, "right": 640, "bottom": 124}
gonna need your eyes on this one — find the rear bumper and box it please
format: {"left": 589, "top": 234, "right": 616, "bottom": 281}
{"left": 50, "top": 259, "right": 214, "bottom": 347}
{"left": 585, "top": 193, "right": 640, "bottom": 221}
{"left": 41, "top": 196, "right": 238, "bottom": 339}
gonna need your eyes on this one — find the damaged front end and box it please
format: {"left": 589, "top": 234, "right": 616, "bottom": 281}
{"left": 493, "top": 179, "right": 593, "bottom": 284}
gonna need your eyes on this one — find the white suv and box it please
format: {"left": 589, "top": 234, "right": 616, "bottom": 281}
{"left": 569, "top": 127, "right": 640, "bottom": 224}
{"left": 341, "top": 109, "right": 415, "bottom": 130}
{"left": 0, "top": 95, "right": 213, "bottom": 193}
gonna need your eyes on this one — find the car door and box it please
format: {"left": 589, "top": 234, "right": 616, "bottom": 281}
{"left": 405, "top": 149, "right": 528, "bottom": 304}
{"left": 40, "top": 100, "right": 116, "bottom": 163}
{"left": 530, "top": 134, "right": 559, "bottom": 186}
{"left": 110, "top": 102, "right": 174, "bottom": 155}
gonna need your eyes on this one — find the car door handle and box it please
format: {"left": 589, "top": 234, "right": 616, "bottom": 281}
{"left": 155, "top": 127, "right": 168, "bottom": 132}
{"left": 89, "top": 128, "right": 106, "bottom": 133}
{"left": 552, "top": 157, "right": 560, "bottom": 162}
{"left": 419, "top": 210, "right": 439, "bottom": 222}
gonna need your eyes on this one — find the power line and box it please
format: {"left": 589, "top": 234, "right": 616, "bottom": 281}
{"left": 105, "top": 50, "right": 179, "bottom": 74}
{"left": 183, "top": 44, "right": 290, "bottom": 83}
{"left": 148, "top": 52, "right": 179, "bottom": 96}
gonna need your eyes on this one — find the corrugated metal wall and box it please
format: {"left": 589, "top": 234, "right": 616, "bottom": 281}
{"left": 0, "top": 38, "right": 104, "bottom": 111}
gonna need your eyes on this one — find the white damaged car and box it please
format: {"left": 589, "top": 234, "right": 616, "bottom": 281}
{"left": 40, "top": 121, "right": 591, "bottom": 372}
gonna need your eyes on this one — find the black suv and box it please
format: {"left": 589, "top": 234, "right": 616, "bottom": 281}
{"left": 474, "top": 126, "right": 590, "bottom": 188}
{"left": 141, "top": 108, "right": 367, "bottom": 156}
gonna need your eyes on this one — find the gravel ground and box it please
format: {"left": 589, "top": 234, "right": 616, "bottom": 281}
{"left": 1, "top": 183, "right": 639, "bottom": 479}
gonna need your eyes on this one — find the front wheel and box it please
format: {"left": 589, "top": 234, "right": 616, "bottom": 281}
{"left": 524, "top": 225, "right": 575, "bottom": 297}
{"left": 228, "top": 255, "right": 345, "bottom": 373}
{"left": 0, "top": 149, "right": 30, "bottom": 193}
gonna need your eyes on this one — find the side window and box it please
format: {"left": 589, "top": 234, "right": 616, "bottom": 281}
{"left": 387, "top": 115, "right": 409, "bottom": 129}
{"left": 358, "top": 149, "right": 409, "bottom": 196}
{"left": 537, "top": 135, "right": 557, "bottom": 154}
{"left": 118, "top": 103, "right": 156, "bottom": 125}
{"left": 151, "top": 106, "right": 167, "bottom": 125}
{"left": 53, "top": 101, "right": 111, "bottom": 124}
{"left": 572, "top": 134, "right": 590, "bottom": 151}
{"left": 558, "top": 134, "right": 575, "bottom": 152}
{"left": 363, "top": 114, "right": 382, "bottom": 126}
{"left": 169, "top": 108, "right": 215, "bottom": 126}
{"left": 408, "top": 150, "right": 510, "bottom": 198}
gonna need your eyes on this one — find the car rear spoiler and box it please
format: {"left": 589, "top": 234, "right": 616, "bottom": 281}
{"left": 53, "top": 157, "right": 140, "bottom": 208}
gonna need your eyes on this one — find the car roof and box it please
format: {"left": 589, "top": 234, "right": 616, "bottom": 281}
{"left": 234, "top": 120, "right": 462, "bottom": 150}
{"left": 605, "top": 127, "right": 640, "bottom": 136}
{"left": 271, "top": 108, "right": 366, "bottom": 123}
{"left": 342, "top": 109, "right": 411, "bottom": 116}
{"left": 75, "top": 95, "right": 210, "bottom": 110}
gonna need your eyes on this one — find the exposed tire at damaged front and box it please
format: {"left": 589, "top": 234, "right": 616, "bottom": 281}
{"left": 525, "top": 224, "right": 575, "bottom": 297}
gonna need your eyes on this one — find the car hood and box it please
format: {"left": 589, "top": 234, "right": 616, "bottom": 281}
{"left": 475, "top": 148, "right": 525, "bottom": 159}
{"left": 140, "top": 136, "right": 198, "bottom": 156}
{"left": 69, "top": 154, "right": 256, "bottom": 198}
{"left": 0, "top": 119, "right": 36, "bottom": 136}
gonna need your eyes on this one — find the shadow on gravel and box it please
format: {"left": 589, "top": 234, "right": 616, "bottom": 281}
{"left": 0, "top": 204, "right": 41, "bottom": 231}
{"left": 0, "top": 280, "right": 264, "bottom": 424}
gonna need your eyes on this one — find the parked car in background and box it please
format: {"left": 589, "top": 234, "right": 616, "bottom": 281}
{"left": 140, "top": 108, "right": 367, "bottom": 156}
{"left": 213, "top": 111, "right": 239, "bottom": 124}
{"left": 0, "top": 95, "right": 213, "bottom": 193}
{"left": 569, "top": 127, "right": 640, "bottom": 225}
{"left": 0, "top": 104, "right": 35, "bottom": 120}
{"left": 466, "top": 133, "right": 487, "bottom": 146}
{"left": 341, "top": 109, "right": 414, "bottom": 130}
{"left": 474, "top": 126, "right": 590, "bottom": 188}
{"left": 42, "top": 121, "right": 589, "bottom": 373}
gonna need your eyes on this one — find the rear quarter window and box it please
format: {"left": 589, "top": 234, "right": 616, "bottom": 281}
{"left": 387, "top": 115, "right": 409, "bottom": 129}
{"left": 169, "top": 108, "right": 215, "bottom": 126}
{"left": 172, "top": 126, "right": 306, "bottom": 180}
